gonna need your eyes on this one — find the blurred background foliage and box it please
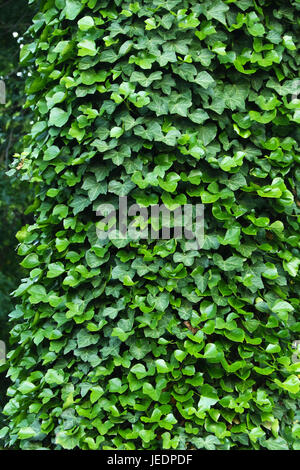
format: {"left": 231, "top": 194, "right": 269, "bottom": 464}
{"left": 0, "top": 0, "right": 33, "bottom": 422}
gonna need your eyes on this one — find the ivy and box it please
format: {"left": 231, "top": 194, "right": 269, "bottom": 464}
{"left": 1, "top": 0, "right": 300, "bottom": 451}
{"left": 0, "top": 0, "right": 33, "bottom": 429}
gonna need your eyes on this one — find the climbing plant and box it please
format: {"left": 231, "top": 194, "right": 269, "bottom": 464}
{"left": 1, "top": 0, "right": 300, "bottom": 450}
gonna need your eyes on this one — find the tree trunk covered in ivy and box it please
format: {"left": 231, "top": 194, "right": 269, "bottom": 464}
{"left": 1, "top": 0, "right": 300, "bottom": 450}
{"left": 0, "top": 0, "right": 33, "bottom": 429}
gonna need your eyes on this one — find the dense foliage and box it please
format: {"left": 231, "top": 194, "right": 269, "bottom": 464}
{"left": 1, "top": 0, "right": 300, "bottom": 450}
{"left": 0, "top": 0, "right": 33, "bottom": 423}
